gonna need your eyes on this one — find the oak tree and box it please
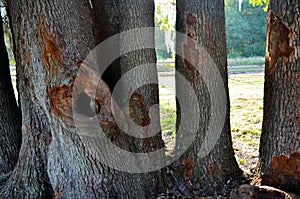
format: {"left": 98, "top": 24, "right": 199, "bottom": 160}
{"left": 259, "top": 0, "right": 300, "bottom": 193}
{"left": 173, "top": 0, "right": 242, "bottom": 195}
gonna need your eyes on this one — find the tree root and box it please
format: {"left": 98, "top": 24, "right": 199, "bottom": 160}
{"left": 231, "top": 184, "right": 300, "bottom": 199}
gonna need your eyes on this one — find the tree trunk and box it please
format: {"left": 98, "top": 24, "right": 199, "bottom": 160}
{"left": 259, "top": 1, "right": 300, "bottom": 193}
{"left": 173, "top": 0, "right": 242, "bottom": 195}
{"left": 92, "top": 0, "right": 166, "bottom": 197}
{"left": 1, "top": 0, "right": 146, "bottom": 198}
{"left": 0, "top": 9, "right": 22, "bottom": 180}
{"left": 117, "top": 0, "right": 166, "bottom": 197}
{"left": 92, "top": 0, "right": 121, "bottom": 91}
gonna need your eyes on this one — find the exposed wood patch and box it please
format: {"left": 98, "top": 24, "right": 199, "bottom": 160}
{"left": 183, "top": 157, "right": 194, "bottom": 181}
{"left": 47, "top": 84, "right": 74, "bottom": 122}
{"left": 24, "top": 50, "right": 31, "bottom": 66}
{"left": 261, "top": 152, "right": 300, "bottom": 192}
{"left": 128, "top": 91, "right": 159, "bottom": 152}
{"left": 183, "top": 13, "right": 199, "bottom": 70}
{"left": 171, "top": 157, "right": 195, "bottom": 191}
{"left": 74, "top": 63, "right": 110, "bottom": 115}
{"left": 129, "top": 92, "right": 151, "bottom": 127}
{"left": 266, "top": 11, "right": 294, "bottom": 75}
{"left": 208, "top": 162, "right": 223, "bottom": 179}
{"left": 37, "top": 17, "right": 66, "bottom": 74}
{"left": 186, "top": 13, "right": 197, "bottom": 27}
{"left": 47, "top": 62, "right": 112, "bottom": 122}
{"left": 271, "top": 152, "right": 300, "bottom": 181}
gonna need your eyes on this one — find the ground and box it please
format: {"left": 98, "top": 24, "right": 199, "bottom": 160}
{"left": 229, "top": 74, "right": 264, "bottom": 172}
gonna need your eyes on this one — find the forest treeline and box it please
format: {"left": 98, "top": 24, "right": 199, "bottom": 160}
{"left": 156, "top": 0, "right": 268, "bottom": 59}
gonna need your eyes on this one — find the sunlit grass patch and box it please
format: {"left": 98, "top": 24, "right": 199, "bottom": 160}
{"left": 159, "top": 87, "right": 176, "bottom": 133}
{"left": 228, "top": 57, "right": 265, "bottom": 66}
{"left": 229, "top": 74, "right": 264, "bottom": 171}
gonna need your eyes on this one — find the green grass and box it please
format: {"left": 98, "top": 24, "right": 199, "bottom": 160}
{"left": 159, "top": 90, "right": 176, "bottom": 132}
{"left": 228, "top": 57, "right": 265, "bottom": 66}
{"left": 229, "top": 66, "right": 264, "bottom": 72}
{"left": 164, "top": 63, "right": 175, "bottom": 68}
{"left": 229, "top": 74, "right": 264, "bottom": 153}
{"left": 159, "top": 73, "right": 264, "bottom": 136}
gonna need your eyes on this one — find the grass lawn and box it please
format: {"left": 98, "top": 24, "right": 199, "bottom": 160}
{"left": 229, "top": 74, "right": 264, "bottom": 171}
{"left": 227, "top": 57, "right": 265, "bottom": 66}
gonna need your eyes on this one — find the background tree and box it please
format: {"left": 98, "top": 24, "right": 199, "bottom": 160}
{"left": 153, "top": 0, "right": 269, "bottom": 59}
{"left": 225, "top": 0, "right": 267, "bottom": 58}
{"left": 174, "top": 0, "right": 242, "bottom": 196}
{"left": 249, "top": 0, "right": 269, "bottom": 11}
{"left": 0, "top": 8, "right": 21, "bottom": 181}
{"left": 259, "top": 0, "right": 300, "bottom": 193}
{"left": 155, "top": 0, "right": 176, "bottom": 60}
{"left": 155, "top": 24, "right": 173, "bottom": 60}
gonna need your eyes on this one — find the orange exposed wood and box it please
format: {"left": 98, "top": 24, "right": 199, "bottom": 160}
{"left": 183, "top": 157, "right": 194, "bottom": 180}
{"left": 47, "top": 62, "right": 112, "bottom": 122}
{"left": 266, "top": 11, "right": 294, "bottom": 76}
{"left": 184, "top": 13, "right": 199, "bottom": 70}
{"left": 38, "top": 17, "right": 66, "bottom": 74}
{"left": 47, "top": 84, "right": 73, "bottom": 122}
{"left": 186, "top": 13, "right": 197, "bottom": 26}
{"left": 271, "top": 152, "right": 300, "bottom": 181}
{"left": 261, "top": 152, "right": 300, "bottom": 191}
{"left": 24, "top": 50, "right": 31, "bottom": 66}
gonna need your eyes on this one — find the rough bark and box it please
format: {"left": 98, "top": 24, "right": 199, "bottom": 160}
{"left": 117, "top": 0, "right": 166, "bottom": 197}
{"left": 0, "top": 9, "right": 21, "bottom": 180}
{"left": 92, "top": 0, "right": 121, "bottom": 91}
{"left": 92, "top": 0, "right": 166, "bottom": 197}
{"left": 118, "top": 0, "right": 164, "bottom": 149}
{"left": 259, "top": 0, "right": 300, "bottom": 193}
{"left": 1, "top": 0, "right": 145, "bottom": 198}
{"left": 173, "top": 0, "right": 242, "bottom": 196}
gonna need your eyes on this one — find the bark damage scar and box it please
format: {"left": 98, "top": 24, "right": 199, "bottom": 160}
{"left": 208, "top": 162, "right": 224, "bottom": 179}
{"left": 266, "top": 11, "right": 294, "bottom": 75}
{"left": 296, "top": 98, "right": 300, "bottom": 131}
{"left": 47, "top": 62, "right": 112, "bottom": 122}
{"left": 183, "top": 13, "right": 199, "bottom": 70}
{"left": 129, "top": 92, "right": 151, "bottom": 127}
{"left": 25, "top": 50, "right": 31, "bottom": 66}
{"left": 47, "top": 83, "right": 74, "bottom": 122}
{"left": 271, "top": 153, "right": 300, "bottom": 180}
{"left": 183, "top": 157, "right": 194, "bottom": 181}
{"left": 186, "top": 13, "right": 197, "bottom": 28}
{"left": 38, "top": 17, "right": 66, "bottom": 74}
{"left": 296, "top": 112, "right": 300, "bottom": 130}
{"left": 262, "top": 152, "right": 300, "bottom": 189}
